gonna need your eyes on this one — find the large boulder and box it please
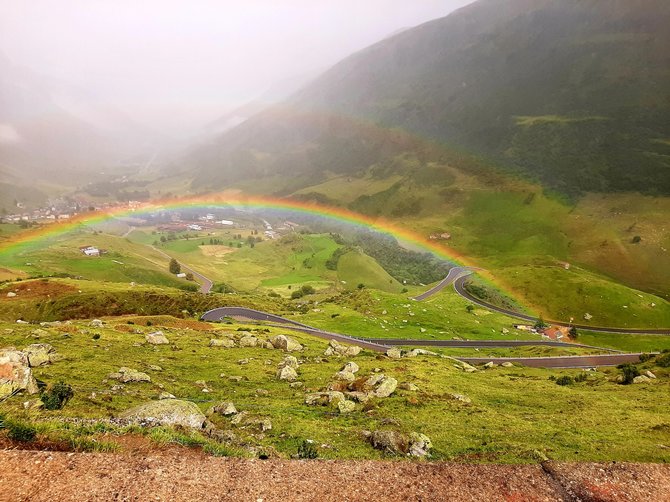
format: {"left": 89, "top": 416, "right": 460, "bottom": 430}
{"left": 269, "top": 335, "right": 303, "bottom": 352}
{"left": 207, "top": 401, "right": 237, "bottom": 416}
{"left": 146, "top": 331, "right": 170, "bottom": 345}
{"left": 368, "top": 430, "right": 432, "bottom": 457}
{"left": 209, "top": 338, "right": 235, "bottom": 348}
{"left": 23, "top": 343, "right": 56, "bottom": 367}
{"left": 324, "top": 339, "right": 361, "bottom": 357}
{"left": 120, "top": 399, "right": 206, "bottom": 428}
{"left": 0, "top": 348, "right": 38, "bottom": 398}
{"left": 386, "top": 347, "right": 402, "bottom": 359}
{"left": 337, "top": 399, "right": 356, "bottom": 414}
{"left": 372, "top": 376, "right": 398, "bottom": 398}
{"left": 110, "top": 367, "right": 151, "bottom": 383}
{"left": 276, "top": 366, "right": 298, "bottom": 382}
{"left": 278, "top": 355, "right": 299, "bottom": 370}
{"left": 342, "top": 362, "right": 359, "bottom": 374}
{"left": 238, "top": 335, "right": 258, "bottom": 348}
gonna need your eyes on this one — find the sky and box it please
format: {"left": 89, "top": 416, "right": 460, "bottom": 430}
{"left": 0, "top": 1, "right": 473, "bottom": 131}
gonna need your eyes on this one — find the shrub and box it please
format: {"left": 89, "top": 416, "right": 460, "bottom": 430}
{"left": 7, "top": 421, "right": 37, "bottom": 442}
{"left": 92, "top": 333, "right": 100, "bottom": 340}
{"left": 41, "top": 381, "right": 75, "bottom": 410}
{"left": 638, "top": 353, "right": 654, "bottom": 363}
{"left": 291, "top": 290, "right": 304, "bottom": 299}
{"left": 617, "top": 364, "right": 640, "bottom": 385}
{"left": 555, "top": 376, "right": 573, "bottom": 386}
{"left": 656, "top": 352, "right": 670, "bottom": 368}
{"left": 169, "top": 258, "right": 181, "bottom": 274}
{"left": 297, "top": 440, "right": 318, "bottom": 459}
{"left": 574, "top": 373, "right": 588, "bottom": 383}
{"left": 268, "top": 291, "right": 280, "bottom": 298}
{"left": 357, "top": 283, "right": 365, "bottom": 290}
{"left": 465, "top": 305, "right": 474, "bottom": 313}
{"left": 301, "top": 284, "right": 315, "bottom": 295}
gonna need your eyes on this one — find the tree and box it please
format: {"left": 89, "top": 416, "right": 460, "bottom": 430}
{"left": 185, "top": 272, "right": 194, "bottom": 281}
{"left": 569, "top": 326, "right": 578, "bottom": 339}
{"left": 301, "top": 284, "right": 315, "bottom": 295}
{"left": 169, "top": 258, "right": 181, "bottom": 275}
{"left": 466, "top": 304, "right": 474, "bottom": 313}
{"left": 534, "top": 316, "right": 548, "bottom": 330}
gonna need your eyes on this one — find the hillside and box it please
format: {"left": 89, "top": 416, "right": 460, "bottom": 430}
{"left": 184, "top": 0, "right": 670, "bottom": 196}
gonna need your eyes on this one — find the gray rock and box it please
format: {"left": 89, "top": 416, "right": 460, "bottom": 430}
{"left": 238, "top": 335, "right": 258, "bottom": 348}
{"left": 276, "top": 365, "right": 298, "bottom": 381}
{"left": 278, "top": 355, "right": 299, "bottom": 369}
{"left": 0, "top": 348, "right": 39, "bottom": 397}
{"left": 6, "top": 291, "right": 17, "bottom": 298}
{"left": 148, "top": 365, "right": 163, "bottom": 371}
{"left": 386, "top": 347, "right": 402, "bottom": 359}
{"left": 289, "top": 381, "right": 304, "bottom": 389}
{"left": 334, "top": 370, "right": 356, "bottom": 382}
{"left": 450, "top": 393, "right": 471, "bottom": 404}
{"left": 209, "top": 338, "right": 235, "bottom": 348}
{"left": 146, "top": 331, "right": 170, "bottom": 345}
{"left": 342, "top": 361, "right": 359, "bottom": 374}
{"left": 368, "top": 430, "right": 432, "bottom": 457}
{"left": 337, "top": 399, "right": 356, "bottom": 414}
{"left": 114, "top": 367, "right": 151, "bottom": 383}
{"left": 90, "top": 319, "right": 104, "bottom": 327}
{"left": 633, "top": 375, "right": 651, "bottom": 384}
{"left": 404, "top": 348, "right": 438, "bottom": 358}
{"left": 238, "top": 358, "right": 249, "bottom": 365}
{"left": 23, "top": 343, "right": 56, "bottom": 367}
{"left": 408, "top": 432, "right": 432, "bottom": 457}
{"left": 345, "top": 391, "right": 370, "bottom": 403}
{"left": 373, "top": 376, "right": 398, "bottom": 398}
{"left": 501, "top": 362, "right": 514, "bottom": 368}
{"left": 208, "top": 401, "right": 237, "bottom": 416}
{"left": 305, "top": 391, "right": 345, "bottom": 406}
{"left": 269, "top": 335, "right": 303, "bottom": 352}
{"left": 399, "top": 382, "right": 419, "bottom": 392}
{"left": 324, "top": 339, "right": 361, "bottom": 357}
{"left": 120, "top": 399, "right": 206, "bottom": 428}
{"left": 23, "top": 398, "right": 44, "bottom": 410}
{"left": 645, "top": 370, "right": 657, "bottom": 379}
{"left": 483, "top": 361, "right": 495, "bottom": 369}
{"left": 158, "top": 392, "right": 176, "bottom": 400}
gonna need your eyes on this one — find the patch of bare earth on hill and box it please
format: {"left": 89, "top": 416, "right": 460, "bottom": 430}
{"left": 1, "top": 449, "right": 669, "bottom": 501}
{"left": 0, "top": 280, "right": 77, "bottom": 300}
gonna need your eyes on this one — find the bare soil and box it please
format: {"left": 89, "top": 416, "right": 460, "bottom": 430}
{"left": 1, "top": 448, "right": 668, "bottom": 501}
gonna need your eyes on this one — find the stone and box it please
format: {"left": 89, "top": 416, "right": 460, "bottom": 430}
{"left": 238, "top": 335, "right": 258, "bottom": 348}
{"left": 364, "top": 373, "right": 385, "bottom": 388}
{"left": 90, "top": 319, "right": 104, "bottom": 327}
{"left": 456, "top": 361, "right": 477, "bottom": 372}
{"left": 372, "top": 376, "right": 398, "bottom": 398}
{"left": 483, "top": 361, "right": 495, "bottom": 369}
{"left": 209, "top": 338, "right": 235, "bottom": 348}
{"left": 258, "top": 418, "right": 272, "bottom": 432}
{"left": 158, "top": 392, "right": 176, "bottom": 400}
{"left": 148, "top": 365, "right": 163, "bottom": 371}
{"left": 113, "top": 367, "right": 151, "bottom": 383}
{"left": 324, "top": 339, "right": 361, "bottom": 357}
{"left": 30, "top": 329, "right": 50, "bottom": 338}
{"left": 261, "top": 341, "right": 274, "bottom": 349}
{"left": 345, "top": 391, "right": 370, "bottom": 403}
{"left": 231, "top": 411, "right": 249, "bottom": 425}
{"left": 334, "top": 370, "right": 356, "bottom": 382}
{"left": 406, "top": 348, "right": 438, "bottom": 357}
{"left": 238, "top": 359, "right": 249, "bottom": 365}
{"left": 255, "top": 388, "right": 269, "bottom": 396}
{"left": 6, "top": 292, "right": 17, "bottom": 298}
{"left": 146, "top": 331, "right": 170, "bottom": 345}
{"left": 368, "top": 430, "right": 432, "bottom": 457}
{"left": 342, "top": 361, "right": 359, "bottom": 374}
{"left": 386, "top": 347, "right": 402, "bottom": 359}
{"left": 399, "top": 382, "right": 419, "bottom": 392}
{"left": 501, "top": 362, "right": 514, "bottom": 368}
{"left": 208, "top": 401, "right": 237, "bottom": 416}
{"left": 23, "top": 343, "right": 56, "bottom": 367}
{"left": 645, "top": 370, "right": 657, "bottom": 379}
{"left": 305, "top": 391, "right": 345, "bottom": 406}
{"left": 269, "top": 335, "right": 303, "bottom": 352}
{"left": 633, "top": 375, "right": 651, "bottom": 384}
{"left": 278, "top": 355, "right": 299, "bottom": 369}
{"left": 228, "top": 376, "right": 243, "bottom": 382}
{"left": 276, "top": 366, "right": 298, "bottom": 381}
{"left": 337, "top": 399, "right": 356, "bottom": 414}
{"left": 289, "top": 381, "right": 304, "bottom": 389}
{"left": 450, "top": 393, "right": 471, "bottom": 404}
{"left": 0, "top": 347, "right": 39, "bottom": 398}
{"left": 120, "top": 399, "right": 206, "bottom": 428}
{"left": 408, "top": 432, "right": 432, "bottom": 457}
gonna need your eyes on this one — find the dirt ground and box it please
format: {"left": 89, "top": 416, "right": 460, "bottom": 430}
{"left": 1, "top": 449, "right": 669, "bottom": 501}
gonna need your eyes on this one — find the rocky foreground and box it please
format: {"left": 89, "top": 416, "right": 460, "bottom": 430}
{"left": 1, "top": 450, "right": 669, "bottom": 502}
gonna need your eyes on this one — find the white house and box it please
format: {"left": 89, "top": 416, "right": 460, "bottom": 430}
{"left": 82, "top": 247, "right": 100, "bottom": 257}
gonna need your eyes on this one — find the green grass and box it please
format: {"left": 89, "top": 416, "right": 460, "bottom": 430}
{"left": 337, "top": 251, "right": 403, "bottom": 293}
{"left": 1, "top": 315, "right": 668, "bottom": 462}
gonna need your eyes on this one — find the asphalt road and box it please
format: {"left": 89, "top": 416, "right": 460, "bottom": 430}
{"left": 362, "top": 338, "right": 620, "bottom": 352}
{"left": 412, "top": 266, "right": 478, "bottom": 301}
{"left": 200, "top": 307, "right": 646, "bottom": 367}
{"left": 150, "top": 246, "right": 214, "bottom": 294}
{"left": 451, "top": 275, "right": 670, "bottom": 335}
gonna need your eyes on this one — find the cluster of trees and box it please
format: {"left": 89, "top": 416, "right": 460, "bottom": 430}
{"left": 291, "top": 284, "right": 316, "bottom": 299}
{"left": 325, "top": 247, "right": 350, "bottom": 270}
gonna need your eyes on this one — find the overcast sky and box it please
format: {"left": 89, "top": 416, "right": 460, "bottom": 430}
{"left": 0, "top": 1, "right": 473, "bottom": 129}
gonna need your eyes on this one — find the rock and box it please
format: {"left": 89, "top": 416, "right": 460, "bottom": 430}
{"left": 0, "top": 348, "right": 39, "bottom": 397}
{"left": 120, "top": 399, "right": 206, "bottom": 428}
{"left": 90, "top": 319, "right": 104, "bottom": 327}
{"left": 238, "top": 358, "right": 249, "bottom": 365}
{"left": 146, "top": 331, "right": 170, "bottom": 345}
{"left": 255, "top": 388, "right": 269, "bottom": 396}
{"left": 368, "top": 430, "right": 432, "bottom": 457}
{"left": 324, "top": 339, "right": 361, "bottom": 357}
{"left": 501, "top": 362, "right": 514, "bottom": 368}
{"left": 276, "top": 366, "right": 298, "bottom": 381}
{"left": 399, "top": 382, "right": 419, "bottom": 391}
{"left": 258, "top": 418, "right": 272, "bottom": 432}
{"left": 342, "top": 361, "right": 359, "bottom": 374}
{"left": 456, "top": 361, "right": 477, "bottom": 372}
{"left": 372, "top": 376, "right": 398, "bottom": 398}
{"left": 112, "top": 367, "right": 151, "bottom": 383}
{"left": 228, "top": 376, "right": 243, "bottom": 382}
{"left": 208, "top": 401, "right": 237, "bottom": 416}
{"left": 645, "top": 370, "right": 657, "bottom": 379}
{"left": 194, "top": 380, "right": 208, "bottom": 387}
{"left": 483, "top": 361, "right": 495, "bottom": 369}
{"left": 364, "top": 373, "right": 385, "bottom": 388}
{"left": 23, "top": 398, "right": 44, "bottom": 410}
{"left": 337, "top": 399, "right": 356, "bottom": 414}
{"left": 16, "top": 320, "right": 29, "bottom": 324}
{"left": 30, "top": 329, "right": 50, "bottom": 338}
{"left": 261, "top": 341, "right": 274, "bottom": 349}
{"left": 209, "top": 338, "right": 235, "bottom": 348}
{"left": 501, "top": 328, "right": 510, "bottom": 334}
{"left": 386, "top": 347, "right": 402, "bottom": 359}
{"left": 305, "top": 391, "right": 345, "bottom": 406}
{"left": 148, "top": 365, "right": 163, "bottom": 371}
{"left": 231, "top": 411, "right": 248, "bottom": 425}
{"left": 23, "top": 343, "right": 56, "bottom": 367}
{"left": 289, "top": 381, "right": 304, "bottom": 389}
{"left": 450, "top": 393, "right": 471, "bottom": 404}
{"left": 269, "top": 335, "right": 303, "bottom": 352}
{"left": 6, "top": 292, "right": 17, "bottom": 298}
{"left": 278, "top": 355, "right": 299, "bottom": 369}
{"left": 238, "top": 335, "right": 258, "bottom": 348}
{"left": 334, "top": 370, "right": 356, "bottom": 382}
{"left": 633, "top": 375, "right": 651, "bottom": 384}
{"left": 404, "top": 349, "right": 438, "bottom": 358}
{"left": 345, "top": 391, "right": 370, "bottom": 403}
{"left": 158, "top": 392, "right": 175, "bottom": 400}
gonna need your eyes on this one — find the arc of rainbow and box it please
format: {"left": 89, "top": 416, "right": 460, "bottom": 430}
{"left": 0, "top": 194, "right": 470, "bottom": 266}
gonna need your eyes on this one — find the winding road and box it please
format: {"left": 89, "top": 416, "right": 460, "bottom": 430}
{"left": 412, "top": 266, "right": 479, "bottom": 301}
{"left": 150, "top": 246, "right": 214, "bottom": 294}
{"left": 200, "top": 307, "right": 649, "bottom": 368}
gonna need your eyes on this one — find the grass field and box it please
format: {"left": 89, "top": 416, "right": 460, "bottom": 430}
{"left": 336, "top": 251, "right": 403, "bottom": 293}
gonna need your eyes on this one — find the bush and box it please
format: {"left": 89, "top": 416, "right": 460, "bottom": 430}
{"left": 291, "top": 290, "right": 304, "bottom": 299}
{"left": 92, "top": 333, "right": 100, "bottom": 340}
{"left": 617, "top": 364, "right": 640, "bottom": 385}
{"left": 169, "top": 258, "right": 181, "bottom": 274}
{"left": 555, "top": 376, "right": 573, "bottom": 386}
{"left": 297, "top": 440, "right": 318, "bottom": 459}
{"left": 574, "top": 373, "right": 588, "bottom": 383}
{"left": 41, "top": 381, "right": 75, "bottom": 410}
{"left": 656, "top": 352, "right": 670, "bottom": 367}
{"left": 7, "top": 421, "right": 37, "bottom": 442}
{"left": 466, "top": 305, "right": 474, "bottom": 313}
{"left": 301, "top": 284, "right": 315, "bottom": 295}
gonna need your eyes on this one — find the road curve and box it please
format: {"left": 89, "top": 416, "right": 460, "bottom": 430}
{"left": 200, "top": 307, "right": 646, "bottom": 367}
{"left": 451, "top": 275, "right": 670, "bottom": 335}
{"left": 150, "top": 246, "right": 214, "bottom": 294}
{"left": 412, "top": 266, "right": 479, "bottom": 301}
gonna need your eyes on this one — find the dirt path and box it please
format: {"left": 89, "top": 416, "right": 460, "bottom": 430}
{"left": 1, "top": 449, "right": 668, "bottom": 501}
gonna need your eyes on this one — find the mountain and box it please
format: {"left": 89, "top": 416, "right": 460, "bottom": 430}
{"left": 0, "top": 54, "right": 161, "bottom": 187}
{"left": 185, "top": 0, "right": 670, "bottom": 196}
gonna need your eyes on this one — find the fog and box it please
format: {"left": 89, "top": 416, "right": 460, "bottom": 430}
{"left": 0, "top": 0, "right": 473, "bottom": 134}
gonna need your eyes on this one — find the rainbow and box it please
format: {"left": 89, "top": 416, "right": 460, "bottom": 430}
{"left": 0, "top": 194, "right": 470, "bottom": 266}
